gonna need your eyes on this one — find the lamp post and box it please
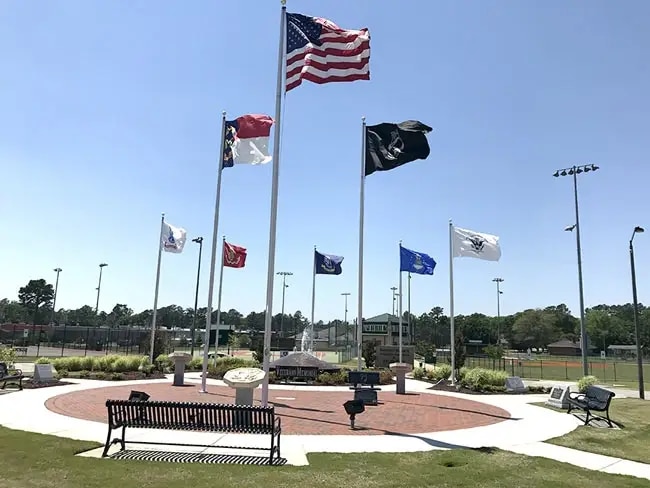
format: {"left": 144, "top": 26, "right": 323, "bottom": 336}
{"left": 391, "top": 286, "right": 398, "bottom": 316}
{"left": 51, "top": 268, "right": 62, "bottom": 325}
{"left": 630, "top": 226, "right": 645, "bottom": 399}
{"left": 190, "top": 237, "right": 204, "bottom": 356}
{"left": 277, "top": 271, "right": 292, "bottom": 339}
{"left": 95, "top": 263, "right": 108, "bottom": 315}
{"left": 554, "top": 163, "right": 599, "bottom": 376}
{"left": 492, "top": 278, "right": 504, "bottom": 344}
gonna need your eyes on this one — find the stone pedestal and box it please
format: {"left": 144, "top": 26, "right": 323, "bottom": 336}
{"left": 169, "top": 352, "right": 191, "bottom": 386}
{"left": 390, "top": 362, "right": 413, "bottom": 395}
{"left": 223, "top": 367, "right": 266, "bottom": 406}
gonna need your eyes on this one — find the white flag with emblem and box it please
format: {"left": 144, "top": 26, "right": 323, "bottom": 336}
{"left": 161, "top": 222, "right": 187, "bottom": 253}
{"left": 452, "top": 226, "right": 501, "bottom": 261}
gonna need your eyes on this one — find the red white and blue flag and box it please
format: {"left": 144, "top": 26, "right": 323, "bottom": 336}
{"left": 223, "top": 114, "right": 274, "bottom": 168}
{"left": 285, "top": 13, "right": 370, "bottom": 92}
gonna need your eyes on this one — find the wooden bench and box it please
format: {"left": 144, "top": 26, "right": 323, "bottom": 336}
{"left": 567, "top": 385, "right": 616, "bottom": 427}
{"left": 0, "top": 362, "right": 24, "bottom": 390}
{"left": 103, "top": 399, "right": 281, "bottom": 464}
{"left": 348, "top": 371, "right": 381, "bottom": 406}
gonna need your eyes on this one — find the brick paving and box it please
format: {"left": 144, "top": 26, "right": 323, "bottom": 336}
{"left": 45, "top": 382, "right": 511, "bottom": 435}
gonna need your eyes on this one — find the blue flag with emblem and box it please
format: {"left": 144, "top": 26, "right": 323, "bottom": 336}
{"left": 315, "top": 250, "right": 343, "bottom": 275}
{"left": 400, "top": 245, "right": 436, "bottom": 275}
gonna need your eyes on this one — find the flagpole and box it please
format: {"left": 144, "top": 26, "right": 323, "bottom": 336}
{"left": 398, "top": 241, "right": 403, "bottom": 363}
{"left": 261, "top": 2, "right": 287, "bottom": 407}
{"left": 407, "top": 272, "right": 412, "bottom": 344}
{"left": 356, "top": 116, "right": 366, "bottom": 371}
{"left": 449, "top": 219, "right": 456, "bottom": 384}
{"left": 200, "top": 111, "right": 228, "bottom": 394}
{"left": 310, "top": 245, "right": 316, "bottom": 353}
{"left": 148, "top": 213, "right": 165, "bottom": 363}
{"left": 214, "top": 236, "right": 226, "bottom": 355}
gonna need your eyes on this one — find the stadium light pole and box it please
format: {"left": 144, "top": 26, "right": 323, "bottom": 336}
{"left": 391, "top": 286, "right": 398, "bottom": 316}
{"left": 51, "top": 268, "right": 62, "bottom": 325}
{"left": 277, "top": 271, "right": 293, "bottom": 338}
{"left": 341, "top": 292, "right": 351, "bottom": 348}
{"left": 554, "top": 163, "right": 599, "bottom": 376}
{"left": 190, "top": 237, "right": 204, "bottom": 356}
{"left": 630, "top": 226, "right": 645, "bottom": 399}
{"left": 492, "top": 278, "right": 504, "bottom": 344}
{"left": 95, "top": 263, "right": 108, "bottom": 315}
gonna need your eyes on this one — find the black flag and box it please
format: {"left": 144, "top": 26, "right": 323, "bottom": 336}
{"left": 365, "top": 120, "right": 432, "bottom": 176}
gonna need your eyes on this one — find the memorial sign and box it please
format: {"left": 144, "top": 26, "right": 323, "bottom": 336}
{"left": 505, "top": 376, "right": 527, "bottom": 393}
{"left": 546, "top": 384, "right": 571, "bottom": 409}
{"left": 375, "top": 346, "right": 415, "bottom": 368}
{"left": 275, "top": 366, "right": 319, "bottom": 380}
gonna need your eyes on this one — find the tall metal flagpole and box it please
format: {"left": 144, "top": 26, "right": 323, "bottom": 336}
{"left": 407, "top": 272, "right": 412, "bottom": 343}
{"left": 448, "top": 219, "right": 456, "bottom": 384}
{"left": 200, "top": 112, "right": 228, "bottom": 394}
{"left": 398, "top": 241, "right": 403, "bottom": 363}
{"left": 261, "top": 3, "right": 287, "bottom": 407}
{"left": 149, "top": 213, "right": 166, "bottom": 363}
{"left": 356, "top": 116, "right": 367, "bottom": 371}
{"left": 214, "top": 236, "right": 227, "bottom": 355}
{"left": 310, "top": 245, "right": 317, "bottom": 353}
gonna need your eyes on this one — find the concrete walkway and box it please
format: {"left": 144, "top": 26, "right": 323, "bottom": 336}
{"left": 0, "top": 375, "right": 648, "bottom": 480}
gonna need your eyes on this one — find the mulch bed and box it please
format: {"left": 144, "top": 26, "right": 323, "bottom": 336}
{"left": 23, "top": 380, "right": 75, "bottom": 389}
{"left": 425, "top": 379, "right": 550, "bottom": 395}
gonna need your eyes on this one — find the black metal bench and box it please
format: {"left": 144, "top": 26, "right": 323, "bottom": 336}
{"left": 348, "top": 371, "right": 381, "bottom": 406}
{"left": 0, "top": 362, "right": 23, "bottom": 390}
{"left": 103, "top": 399, "right": 281, "bottom": 464}
{"left": 567, "top": 385, "right": 616, "bottom": 427}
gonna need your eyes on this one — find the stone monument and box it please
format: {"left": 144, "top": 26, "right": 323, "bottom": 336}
{"left": 169, "top": 351, "right": 192, "bottom": 386}
{"left": 546, "top": 384, "right": 571, "bottom": 409}
{"left": 505, "top": 376, "right": 527, "bottom": 393}
{"left": 33, "top": 363, "right": 55, "bottom": 383}
{"left": 223, "top": 367, "right": 266, "bottom": 405}
{"left": 390, "top": 362, "right": 412, "bottom": 395}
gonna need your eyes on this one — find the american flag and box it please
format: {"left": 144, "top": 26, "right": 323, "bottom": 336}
{"left": 285, "top": 13, "right": 370, "bottom": 92}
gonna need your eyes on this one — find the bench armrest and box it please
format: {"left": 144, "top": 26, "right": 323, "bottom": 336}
{"left": 569, "top": 392, "right": 585, "bottom": 401}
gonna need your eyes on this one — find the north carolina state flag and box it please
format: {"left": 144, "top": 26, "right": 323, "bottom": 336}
{"left": 223, "top": 241, "right": 247, "bottom": 268}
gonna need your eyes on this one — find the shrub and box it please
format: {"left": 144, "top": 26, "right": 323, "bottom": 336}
{"left": 460, "top": 368, "right": 508, "bottom": 391}
{"left": 111, "top": 372, "right": 125, "bottom": 381}
{"left": 53, "top": 356, "right": 84, "bottom": 372}
{"left": 251, "top": 340, "right": 264, "bottom": 363}
{"left": 111, "top": 357, "right": 131, "bottom": 373}
{"left": 267, "top": 371, "right": 278, "bottom": 384}
{"left": 315, "top": 370, "right": 347, "bottom": 385}
{"left": 378, "top": 369, "right": 394, "bottom": 385}
{"left": 412, "top": 367, "right": 426, "bottom": 380}
{"left": 578, "top": 375, "right": 598, "bottom": 393}
{"left": 188, "top": 357, "right": 204, "bottom": 371}
{"left": 208, "top": 357, "right": 258, "bottom": 378}
{"left": 80, "top": 356, "right": 94, "bottom": 371}
{"left": 426, "top": 364, "right": 451, "bottom": 382}
{"left": 155, "top": 354, "right": 172, "bottom": 372}
{"left": 35, "top": 357, "right": 51, "bottom": 364}
{"left": 362, "top": 341, "right": 377, "bottom": 368}
{"left": 0, "top": 346, "right": 16, "bottom": 366}
{"left": 94, "top": 372, "right": 107, "bottom": 380}
{"left": 79, "top": 370, "right": 91, "bottom": 379}
{"left": 56, "top": 369, "right": 69, "bottom": 379}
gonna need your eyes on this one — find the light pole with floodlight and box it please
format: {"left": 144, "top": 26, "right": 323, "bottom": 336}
{"left": 554, "top": 163, "right": 599, "bottom": 376}
{"left": 630, "top": 226, "right": 645, "bottom": 399}
{"left": 95, "top": 263, "right": 108, "bottom": 315}
{"left": 190, "top": 237, "right": 204, "bottom": 356}
{"left": 492, "top": 278, "right": 504, "bottom": 344}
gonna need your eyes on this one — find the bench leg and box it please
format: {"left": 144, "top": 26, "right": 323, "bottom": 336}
{"left": 102, "top": 426, "right": 114, "bottom": 457}
{"left": 584, "top": 409, "right": 592, "bottom": 426}
{"left": 120, "top": 425, "right": 126, "bottom": 451}
{"left": 604, "top": 409, "right": 613, "bottom": 428}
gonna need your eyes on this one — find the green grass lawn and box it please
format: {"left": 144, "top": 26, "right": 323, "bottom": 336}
{"left": 542, "top": 398, "right": 650, "bottom": 464}
{"left": 0, "top": 427, "right": 647, "bottom": 488}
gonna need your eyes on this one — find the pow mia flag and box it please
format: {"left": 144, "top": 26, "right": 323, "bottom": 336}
{"left": 365, "top": 120, "right": 432, "bottom": 176}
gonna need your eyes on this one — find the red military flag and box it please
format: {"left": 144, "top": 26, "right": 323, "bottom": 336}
{"left": 223, "top": 241, "right": 247, "bottom": 268}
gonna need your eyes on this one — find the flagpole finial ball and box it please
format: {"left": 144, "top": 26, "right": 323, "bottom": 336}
{"left": 361, "top": 116, "right": 366, "bottom": 122}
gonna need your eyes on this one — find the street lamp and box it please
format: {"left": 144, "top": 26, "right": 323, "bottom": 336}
{"left": 341, "top": 292, "right": 351, "bottom": 348}
{"left": 554, "top": 163, "right": 599, "bottom": 376}
{"left": 492, "top": 278, "right": 504, "bottom": 344}
{"left": 51, "top": 268, "right": 62, "bottom": 325}
{"left": 190, "top": 237, "right": 204, "bottom": 356}
{"left": 391, "top": 286, "right": 398, "bottom": 316}
{"left": 277, "top": 271, "right": 293, "bottom": 339}
{"left": 95, "top": 263, "right": 108, "bottom": 314}
{"left": 630, "top": 226, "right": 645, "bottom": 399}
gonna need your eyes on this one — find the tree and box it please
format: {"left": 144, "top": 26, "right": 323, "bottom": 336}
{"left": 362, "top": 340, "right": 377, "bottom": 368}
{"left": 18, "top": 279, "right": 54, "bottom": 325}
{"left": 0, "top": 299, "right": 28, "bottom": 323}
{"left": 454, "top": 329, "right": 466, "bottom": 370}
{"left": 512, "top": 309, "right": 560, "bottom": 349}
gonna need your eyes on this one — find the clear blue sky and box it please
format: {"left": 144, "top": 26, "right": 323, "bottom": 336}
{"left": 2, "top": 1, "right": 648, "bottom": 322}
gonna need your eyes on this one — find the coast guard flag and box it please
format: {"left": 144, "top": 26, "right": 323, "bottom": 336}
{"left": 161, "top": 222, "right": 187, "bottom": 254}
{"left": 400, "top": 245, "right": 436, "bottom": 275}
{"left": 452, "top": 227, "right": 501, "bottom": 261}
{"left": 314, "top": 250, "right": 343, "bottom": 275}
{"left": 223, "top": 114, "right": 274, "bottom": 168}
